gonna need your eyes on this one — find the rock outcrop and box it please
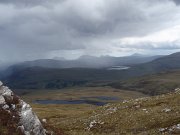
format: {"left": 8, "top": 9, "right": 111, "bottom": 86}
{"left": 0, "top": 81, "right": 46, "bottom": 135}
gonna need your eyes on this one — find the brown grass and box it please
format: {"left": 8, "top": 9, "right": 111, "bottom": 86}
{"left": 23, "top": 87, "right": 180, "bottom": 135}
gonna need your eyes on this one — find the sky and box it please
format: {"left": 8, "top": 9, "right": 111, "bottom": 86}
{"left": 0, "top": 0, "right": 180, "bottom": 63}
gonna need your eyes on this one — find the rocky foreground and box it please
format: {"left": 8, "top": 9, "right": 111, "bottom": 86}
{"left": 0, "top": 80, "right": 180, "bottom": 135}
{"left": 0, "top": 81, "right": 47, "bottom": 135}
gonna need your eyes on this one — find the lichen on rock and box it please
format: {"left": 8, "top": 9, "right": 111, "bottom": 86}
{"left": 0, "top": 81, "right": 47, "bottom": 135}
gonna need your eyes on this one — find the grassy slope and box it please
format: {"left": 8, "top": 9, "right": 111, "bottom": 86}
{"left": 24, "top": 87, "right": 180, "bottom": 135}
{"left": 10, "top": 69, "right": 180, "bottom": 97}
{"left": 3, "top": 67, "right": 129, "bottom": 89}
{"left": 23, "top": 87, "right": 146, "bottom": 123}
{"left": 110, "top": 70, "right": 180, "bottom": 95}
{"left": 21, "top": 86, "right": 145, "bottom": 135}
{"left": 59, "top": 90, "right": 180, "bottom": 135}
{"left": 22, "top": 86, "right": 145, "bottom": 102}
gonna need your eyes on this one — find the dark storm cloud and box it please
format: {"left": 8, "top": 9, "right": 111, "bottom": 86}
{"left": 0, "top": 0, "right": 65, "bottom": 7}
{"left": 172, "top": 0, "right": 180, "bottom": 5}
{"left": 0, "top": 0, "right": 180, "bottom": 62}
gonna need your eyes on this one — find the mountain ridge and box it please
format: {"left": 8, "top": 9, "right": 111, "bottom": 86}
{"left": 3, "top": 54, "right": 163, "bottom": 71}
{"left": 1, "top": 52, "right": 180, "bottom": 91}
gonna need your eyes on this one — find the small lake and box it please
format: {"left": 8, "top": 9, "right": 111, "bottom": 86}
{"left": 34, "top": 99, "right": 107, "bottom": 106}
{"left": 107, "top": 66, "right": 130, "bottom": 70}
{"left": 33, "top": 96, "right": 119, "bottom": 106}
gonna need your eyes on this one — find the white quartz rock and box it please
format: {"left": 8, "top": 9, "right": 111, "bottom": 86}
{"left": 0, "top": 82, "right": 47, "bottom": 135}
{"left": 0, "top": 95, "right": 5, "bottom": 104}
{"left": 0, "top": 81, "right": 3, "bottom": 86}
{"left": 19, "top": 100, "right": 46, "bottom": 135}
{"left": 2, "top": 86, "right": 14, "bottom": 102}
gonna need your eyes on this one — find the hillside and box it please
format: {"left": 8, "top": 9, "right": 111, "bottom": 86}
{"left": 0, "top": 54, "right": 162, "bottom": 80}
{"left": 127, "top": 52, "right": 180, "bottom": 76}
{"left": 0, "top": 81, "right": 180, "bottom": 135}
{"left": 1, "top": 52, "right": 180, "bottom": 90}
{"left": 4, "top": 54, "right": 162, "bottom": 70}
{"left": 109, "top": 70, "right": 180, "bottom": 95}
{"left": 2, "top": 67, "right": 129, "bottom": 89}
{"left": 32, "top": 88, "right": 180, "bottom": 135}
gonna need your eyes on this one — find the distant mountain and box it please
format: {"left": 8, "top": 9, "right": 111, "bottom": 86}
{"left": 127, "top": 52, "right": 180, "bottom": 76}
{"left": 53, "top": 56, "right": 66, "bottom": 61}
{"left": 75, "top": 52, "right": 180, "bottom": 79}
{"left": 4, "top": 54, "right": 163, "bottom": 71}
{"left": 3, "top": 52, "right": 180, "bottom": 90}
{"left": 0, "top": 54, "right": 162, "bottom": 79}
{"left": 130, "top": 53, "right": 146, "bottom": 57}
{"left": 77, "top": 54, "right": 163, "bottom": 67}
{"left": 0, "top": 62, "right": 13, "bottom": 71}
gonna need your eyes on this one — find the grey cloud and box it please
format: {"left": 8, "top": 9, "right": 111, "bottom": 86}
{"left": 0, "top": 0, "right": 180, "bottom": 62}
{"left": 0, "top": 0, "right": 65, "bottom": 7}
{"left": 172, "top": 0, "right": 180, "bottom": 5}
{"left": 114, "top": 40, "right": 180, "bottom": 50}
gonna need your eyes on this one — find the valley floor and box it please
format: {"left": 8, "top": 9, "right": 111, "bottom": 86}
{"left": 21, "top": 87, "right": 180, "bottom": 135}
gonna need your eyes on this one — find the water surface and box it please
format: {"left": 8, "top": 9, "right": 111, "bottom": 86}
{"left": 34, "top": 99, "right": 107, "bottom": 106}
{"left": 107, "top": 66, "right": 130, "bottom": 70}
{"left": 33, "top": 96, "right": 119, "bottom": 106}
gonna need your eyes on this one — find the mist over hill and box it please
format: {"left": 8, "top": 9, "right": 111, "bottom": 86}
{"left": 3, "top": 54, "right": 163, "bottom": 70}
{"left": 1, "top": 52, "right": 180, "bottom": 90}
{"left": 0, "top": 54, "right": 162, "bottom": 81}
{"left": 127, "top": 52, "right": 180, "bottom": 76}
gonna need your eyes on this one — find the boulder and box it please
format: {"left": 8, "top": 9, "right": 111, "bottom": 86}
{"left": 0, "top": 95, "right": 5, "bottom": 104}
{"left": 0, "top": 81, "right": 3, "bottom": 86}
{"left": 0, "top": 81, "right": 47, "bottom": 135}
